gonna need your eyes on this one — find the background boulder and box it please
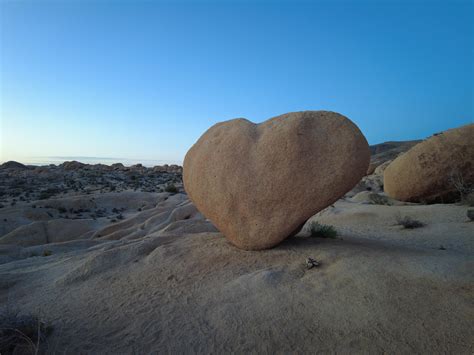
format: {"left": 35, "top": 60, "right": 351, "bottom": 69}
{"left": 384, "top": 124, "right": 474, "bottom": 203}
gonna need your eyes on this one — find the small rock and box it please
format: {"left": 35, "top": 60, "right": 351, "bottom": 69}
{"left": 306, "top": 257, "right": 320, "bottom": 269}
{"left": 467, "top": 209, "right": 474, "bottom": 221}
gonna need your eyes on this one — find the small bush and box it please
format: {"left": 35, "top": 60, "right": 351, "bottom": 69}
{"left": 164, "top": 183, "right": 178, "bottom": 194}
{"left": 38, "top": 188, "right": 61, "bottom": 200}
{"left": 449, "top": 170, "right": 473, "bottom": 203}
{"left": 395, "top": 214, "right": 425, "bottom": 229}
{"left": 0, "top": 308, "right": 52, "bottom": 354}
{"left": 308, "top": 221, "right": 337, "bottom": 238}
{"left": 42, "top": 250, "right": 52, "bottom": 257}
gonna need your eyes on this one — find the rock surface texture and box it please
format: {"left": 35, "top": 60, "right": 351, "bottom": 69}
{"left": 183, "top": 111, "right": 370, "bottom": 250}
{"left": 384, "top": 124, "right": 474, "bottom": 203}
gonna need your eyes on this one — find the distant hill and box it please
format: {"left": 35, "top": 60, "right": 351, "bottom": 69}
{"left": 370, "top": 140, "right": 422, "bottom": 156}
{"left": 367, "top": 140, "right": 422, "bottom": 174}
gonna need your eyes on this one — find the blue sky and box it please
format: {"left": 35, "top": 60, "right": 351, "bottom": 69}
{"left": 1, "top": 0, "right": 472, "bottom": 165}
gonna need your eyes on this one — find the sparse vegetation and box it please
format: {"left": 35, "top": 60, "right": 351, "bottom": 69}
{"left": 367, "top": 193, "right": 392, "bottom": 205}
{"left": 308, "top": 221, "right": 337, "bottom": 238}
{"left": 165, "top": 183, "right": 178, "bottom": 194}
{"left": 395, "top": 214, "right": 425, "bottom": 229}
{"left": 449, "top": 170, "right": 473, "bottom": 204}
{"left": 42, "top": 250, "right": 52, "bottom": 257}
{"left": 0, "top": 162, "right": 181, "bottom": 204}
{"left": 0, "top": 307, "right": 52, "bottom": 354}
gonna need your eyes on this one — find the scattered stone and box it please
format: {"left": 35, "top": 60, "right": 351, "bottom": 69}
{"left": 0, "top": 161, "right": 182, "bottom": 203}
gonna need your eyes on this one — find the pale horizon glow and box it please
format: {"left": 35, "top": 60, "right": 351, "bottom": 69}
{"left": 1, "top": 0, "right": 473, "bottom": 166}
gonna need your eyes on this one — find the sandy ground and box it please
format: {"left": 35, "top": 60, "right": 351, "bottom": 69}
{"left": 1, "top": 190, "right": 473, "bottom": 353}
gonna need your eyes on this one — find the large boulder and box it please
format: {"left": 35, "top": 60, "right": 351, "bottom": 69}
{"left": 384, "top": 124, "right": 474, "bottom": 203}
{"left": 61, "top": 161, "right": 86, "bottom": 171}
{"left": 183, "top": 111, "right": 370, "bottom": 250}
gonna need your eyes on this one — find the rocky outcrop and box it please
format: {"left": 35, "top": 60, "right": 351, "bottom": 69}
{"left": 152, "top": 164, "right": 183, "bottom": 174}
{"left": 61, "top": 161, "right": 86, "bottom": 171}
{"left": 0, "top": 161, "right": 27, "bottom": 170}
{"left": 367, "top": 140, "right": 421, "bottom": 175}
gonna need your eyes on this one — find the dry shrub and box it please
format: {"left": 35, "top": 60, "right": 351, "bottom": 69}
{"left": 395, "top": 214, "right": 425, "bottom": 229}
{"left": 308, "top": 221, "right": 337, "bottom": 238}
{"left": 0, "top": 308, "right": 52, "bottom": 355}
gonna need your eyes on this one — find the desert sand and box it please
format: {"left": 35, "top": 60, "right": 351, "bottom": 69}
{"left": 0, "top": 141, "right": 473, "bottom": 353}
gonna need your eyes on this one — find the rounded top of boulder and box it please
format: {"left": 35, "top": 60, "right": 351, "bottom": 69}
{"left": 183, "top": 110, "right": 370, "bottom": 250}
{"left": 111, "top": 163, "right": 125, "bottom": 170}
{"left": 0, "top": 161, "right": 27, "bottom": 170}
{"left": 61, "top": 161, "right": 86, "bottom": 171}
{"left": 384, "top": 124, "right": 474, "bottom": 203}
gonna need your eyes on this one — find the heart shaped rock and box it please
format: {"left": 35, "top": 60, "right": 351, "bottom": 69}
{"left": 183, "top": 111, "right": 370, "bottom": 250}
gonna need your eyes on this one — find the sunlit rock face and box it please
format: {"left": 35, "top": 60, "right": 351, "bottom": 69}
{"left": 384, "top": 124, "right": 474, "bottom": 203}
{"left": 184, "top": 111, "right": 370, "bottom": 250}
